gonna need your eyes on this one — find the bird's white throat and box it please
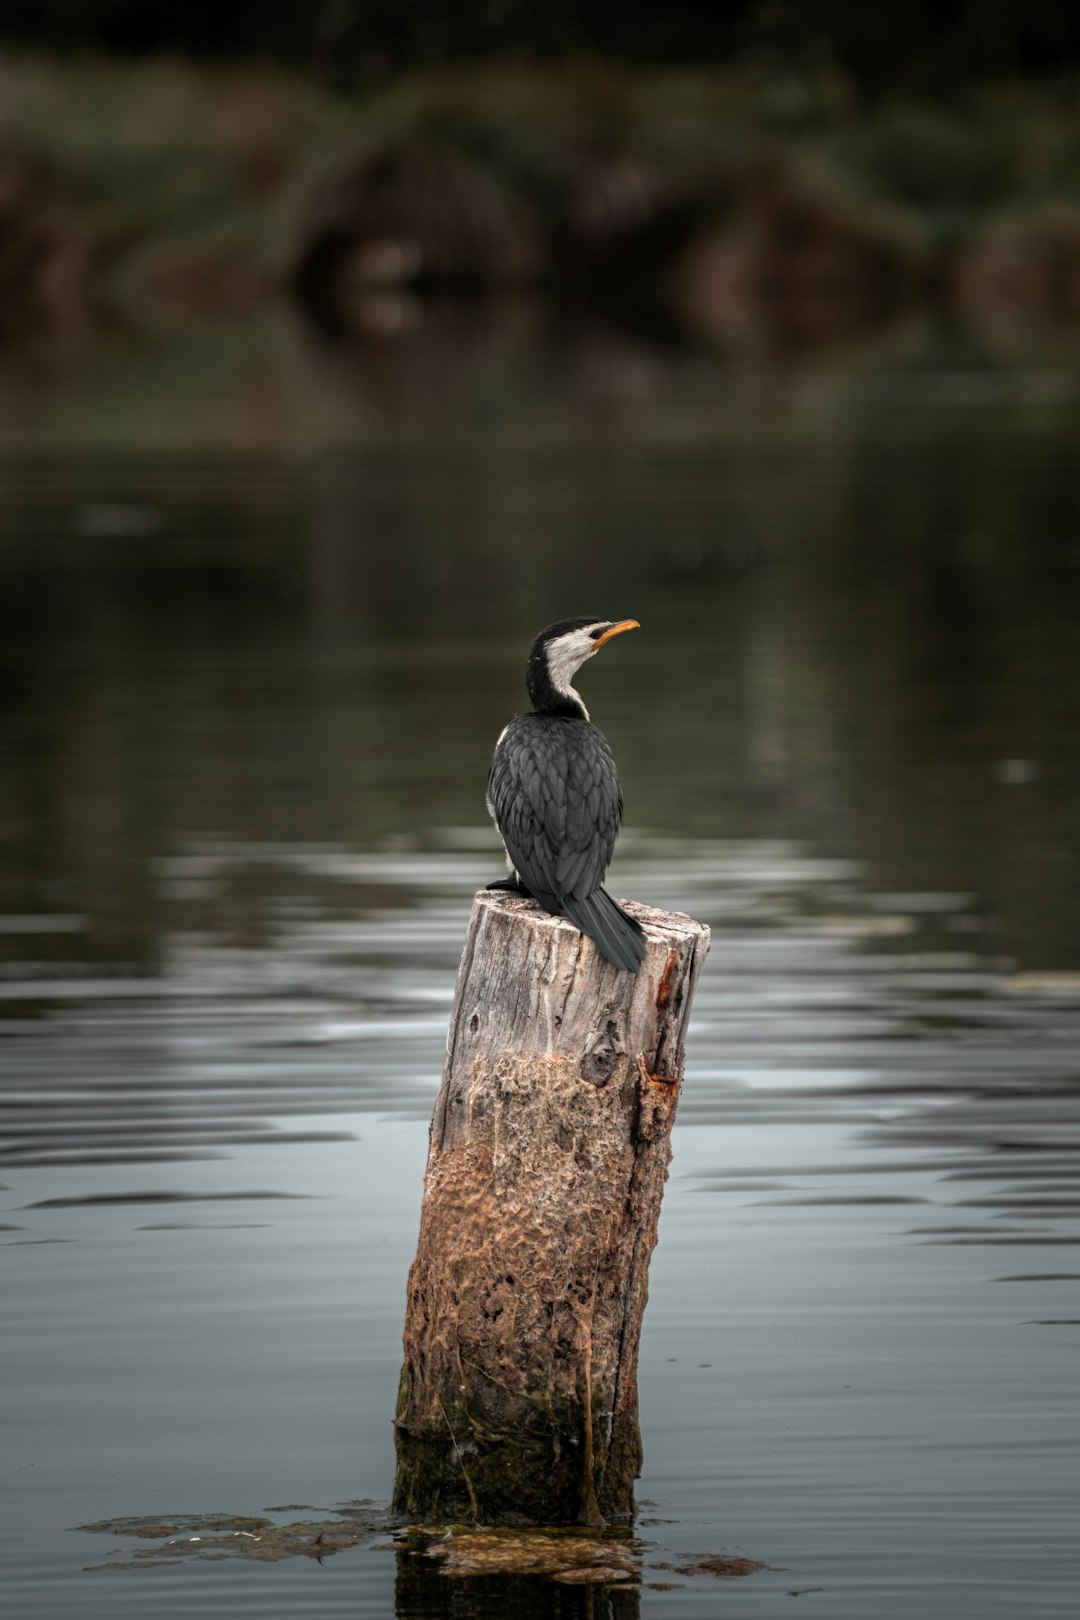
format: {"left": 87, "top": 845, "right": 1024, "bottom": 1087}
{"left": 546, "top": 625, "right": 603, "bottom": 719}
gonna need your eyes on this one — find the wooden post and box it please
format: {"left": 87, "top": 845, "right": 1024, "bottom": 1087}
{"left": 392, "top": 889, "right": 710, "bottom": 1527}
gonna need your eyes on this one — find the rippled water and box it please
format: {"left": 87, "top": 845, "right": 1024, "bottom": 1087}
{"left": 2, "top": 358, "right": 1080, "bottom": 1618}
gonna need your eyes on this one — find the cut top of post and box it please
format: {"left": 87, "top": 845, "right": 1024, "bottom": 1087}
{"left": 433, "top": 890, "right": 710, "bottom": 1154}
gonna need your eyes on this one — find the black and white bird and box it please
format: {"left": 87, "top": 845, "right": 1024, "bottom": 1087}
{"left": 486, "top": 617, "right": 647, "bottom": 973}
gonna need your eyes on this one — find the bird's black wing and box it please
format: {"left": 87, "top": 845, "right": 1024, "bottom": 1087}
{"left": 487, "top": 715, "right": 624, "bottom": 908}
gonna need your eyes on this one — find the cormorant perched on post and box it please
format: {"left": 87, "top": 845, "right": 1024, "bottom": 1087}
{"left": 486, "top": 617, "right": 647, "bottom": 973}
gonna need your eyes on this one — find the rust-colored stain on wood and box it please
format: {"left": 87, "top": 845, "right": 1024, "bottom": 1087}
{"left": 655, "top": 948, "right": 679, "bottom": 1010}
{"left": 638, "top": 1052, "right": 680, "bottom": 1089}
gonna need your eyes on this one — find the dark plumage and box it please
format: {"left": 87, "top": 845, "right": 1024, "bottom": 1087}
{"left": 486, "top": 617, "right": 646, "bottom": 973}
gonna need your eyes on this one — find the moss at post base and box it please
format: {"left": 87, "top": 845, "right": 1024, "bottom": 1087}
{"left": 392, "top": 1367, "right": 641, "bottom": 1526}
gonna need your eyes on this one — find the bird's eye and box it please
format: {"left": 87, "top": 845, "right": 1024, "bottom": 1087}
{"left": 589, "top": 625, "right": 608, "bottom": 640}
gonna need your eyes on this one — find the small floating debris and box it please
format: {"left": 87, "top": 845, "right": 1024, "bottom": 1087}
{"left": 78, "top": 1504, "right": 389, "bottom": 1568}
{"left": 678, "top": 1555, "right": 766, "bottom": 1578}
{"left": 402, "top": 1525, "right": 640, "bottom": 1583}
{"left": 649, "top": 1553, "right": 766, "bottom": 1580}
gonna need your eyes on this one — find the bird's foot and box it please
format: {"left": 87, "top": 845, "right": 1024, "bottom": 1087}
{"left": 485, "top": 877, "right": 532, "bottom": 897}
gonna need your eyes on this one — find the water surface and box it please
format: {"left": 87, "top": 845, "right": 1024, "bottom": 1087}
{"left": 2, "top": 328, "right": 1079, "bottom": 1617}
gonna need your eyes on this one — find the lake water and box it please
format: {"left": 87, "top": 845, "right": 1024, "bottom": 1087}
{"left": 1, "top": 314, "right": 1079, "bottom": 1618}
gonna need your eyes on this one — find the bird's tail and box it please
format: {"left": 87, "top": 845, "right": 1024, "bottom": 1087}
{"left": 562, "top": 887, "right": 647, "bottom": 974}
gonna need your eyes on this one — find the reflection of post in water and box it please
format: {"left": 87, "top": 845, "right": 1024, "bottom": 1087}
{"left": 392, "top": 889, "right": 708, "bottom": 1525}
{"left": 394, "top": 1544, "right": 641, "bottom": 1619}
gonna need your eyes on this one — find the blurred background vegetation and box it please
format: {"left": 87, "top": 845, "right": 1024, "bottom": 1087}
{"left": 3, "top": 5, "right": 1080, "bottom": 346}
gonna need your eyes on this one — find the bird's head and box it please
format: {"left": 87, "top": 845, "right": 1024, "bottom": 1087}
{"left": 526, "top": 617, "right": 640, "bottom": 718}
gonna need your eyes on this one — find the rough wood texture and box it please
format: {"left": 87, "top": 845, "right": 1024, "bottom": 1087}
{"left": 392, "top": 889, "right": 710, "bottom": 1527}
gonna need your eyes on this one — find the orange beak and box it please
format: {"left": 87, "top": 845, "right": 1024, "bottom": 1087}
{"left": 593, "top": 619, "right": 640, "bottom": 650}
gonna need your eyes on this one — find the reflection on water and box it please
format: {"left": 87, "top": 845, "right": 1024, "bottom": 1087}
{"left": 394, "top": 1553, "right": 642, "bottom": 1619}
{"left": 1, "top": 368, "right": 1080, "bottom": 1618}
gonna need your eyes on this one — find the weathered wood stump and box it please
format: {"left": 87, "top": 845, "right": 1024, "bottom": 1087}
{"left": 392, "top": 889, "right": 709, "bottom": 1526}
